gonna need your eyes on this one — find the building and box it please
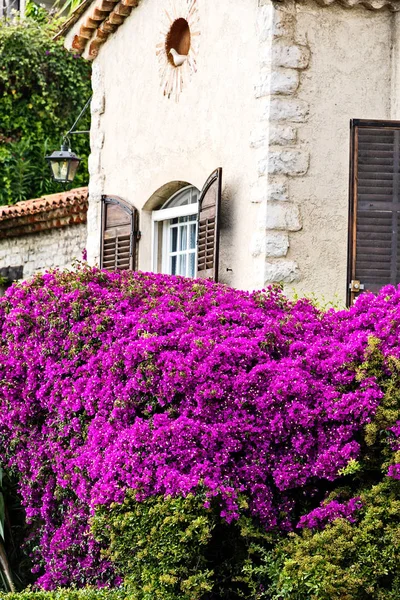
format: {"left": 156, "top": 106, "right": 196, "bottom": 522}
{"left": 58, "top": 0, "right": 400, "bottom": 304}
{"left": 0, "top": 188, "right": 88, "bottom": 293}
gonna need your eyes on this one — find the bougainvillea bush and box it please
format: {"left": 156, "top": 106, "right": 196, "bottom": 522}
{"left": 1, "top": 267, "right": 400, "bottom": 596}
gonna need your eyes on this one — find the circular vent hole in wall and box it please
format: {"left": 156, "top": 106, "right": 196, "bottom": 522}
{"left": 165, "top": 18, "right": 191, "bottom": 66}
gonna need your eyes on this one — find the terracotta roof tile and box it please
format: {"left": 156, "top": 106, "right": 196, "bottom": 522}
{"left": 56, "top": 0, "right": 400, "bottom": 62}
{"left": 0, "top": 187, "right": 88, "bottom": 222}
{"left": 0, "top": 188, "right": 88, "bottom": 239}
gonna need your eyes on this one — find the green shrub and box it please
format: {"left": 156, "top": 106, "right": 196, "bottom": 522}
{"left": 92, "top": 492, "right": 215, "bottom": 600}
{"left": 0, "top": 589, "right": 131, "bottom": 600}
{"left": 266, "top": 479, "right": 400, "bottom": 600}
{"left": 91, "top": 491, "right": 275, "bottom": 600}
{"left": 255, "top": 339, "right": 400, "bottom": 600}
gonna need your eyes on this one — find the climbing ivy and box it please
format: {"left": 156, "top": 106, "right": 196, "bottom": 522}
{"left": 0, "top": 8, "right": 91, "bottom": 205}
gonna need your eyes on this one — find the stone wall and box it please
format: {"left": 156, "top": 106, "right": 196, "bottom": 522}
{"left": 71, "top": 0, "right": 263, "bottom": 291}
{"left": 250, "top": 0, "right": 310, "bottom": 286}
{"left": 0, "top": 223, "right": 87, "bottom": 283}
{"left": 252, "top": 0, "right": 392, "bottom": 301}
{"left": 66, "top": 0, "right": 396, "bottom": 300}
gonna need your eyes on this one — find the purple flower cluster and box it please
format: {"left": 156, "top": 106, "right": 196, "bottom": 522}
{"left": 297, "top": 497, "right": 363, "bottom": 530}
{"left": 0, "top": 268, "right": 399, "bottom": 588}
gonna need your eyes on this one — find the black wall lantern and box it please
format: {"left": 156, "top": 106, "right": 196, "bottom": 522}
{"left": 45, "top": 96, "right": 91, "bottom": 185}
{"left": 46, "top": 143, "right": 81, "bottom": 184}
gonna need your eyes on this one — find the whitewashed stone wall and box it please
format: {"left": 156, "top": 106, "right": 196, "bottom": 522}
{"left": 251, "top": 0, "right": 393, "bottom": 301}
{"left": 0, "top": 224, "right": 87, "bottom": 281}
{"left": 250, "top": 0, "right": 309, "bottom": 286}
{"left": 69, "top": 0, "right": 395, "bottom": 300}
{"left": 86, "top": 61, "right": 106, "bottom": 267}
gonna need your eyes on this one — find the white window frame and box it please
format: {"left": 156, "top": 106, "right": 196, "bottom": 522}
{"left": 151, "top": 187, "right": 199, "bottom": 277}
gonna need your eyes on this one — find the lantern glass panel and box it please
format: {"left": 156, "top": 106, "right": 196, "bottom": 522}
{"left": 50, "top": 159, "right": 70, "bottom": 183}
{"left": 67, "top": 158, "right": 80, "bottom": 182}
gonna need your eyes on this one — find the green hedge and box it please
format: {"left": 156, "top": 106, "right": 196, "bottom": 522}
{"left": 91, "top": 491, "right": 274, "bottom": 600}
{"left": 0, "top": 591, "right": 130, "bottom": 600}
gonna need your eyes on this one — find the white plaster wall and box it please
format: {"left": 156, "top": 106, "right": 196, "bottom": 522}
{"left": 286, "top": 3, "right": 392, "bottom": 302}
{"left": 391, "top": 11, "right": 400, "bottom": 120}
{"left": 0, "top": 224, "right": 87, "bottom": 280}
{"left": 85, "top": 0, "right": 262, "bottom": 290}
{"left": 68, "top": 0, "right": 398, "bottom": 299}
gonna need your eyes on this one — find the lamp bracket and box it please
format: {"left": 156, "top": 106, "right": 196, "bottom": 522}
{"left": 62, "top": 96, "right": 92, "bottom": 145}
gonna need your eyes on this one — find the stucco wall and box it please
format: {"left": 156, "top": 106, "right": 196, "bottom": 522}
{"left": 78, "top": 0, "right": 264, "bottom": 290}
{"left": 0, "top": 224, "right": 87, "bottom": 281}
{"left": 281, "top": 1, "right": 393, "bottom": 302}
{"left": 66, "top": 0, "right": 398, "bottom": 299}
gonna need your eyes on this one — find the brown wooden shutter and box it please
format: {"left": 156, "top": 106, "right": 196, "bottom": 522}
{"left": 197, "top": 168, "right": 222, "bottom": 281}
{"left": 100, "top": 196, "right": 139, "bottom": 271}
{"left": 348, "top": 120, "right": 400, "bottom": 305}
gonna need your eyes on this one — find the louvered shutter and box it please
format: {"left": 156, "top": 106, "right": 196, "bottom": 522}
{"left": 197, "top": 168, "right": 222, "bottom": 281}
{"left": 348, "top": 120, "right": 400, "bottom": 304}
{"left": 100, "top": 196, "right": 139, "bottom": 271}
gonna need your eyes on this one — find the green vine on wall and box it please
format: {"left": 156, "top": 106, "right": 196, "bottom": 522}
{"left": 0, "top": 5, "right": 92, "bottom": 205}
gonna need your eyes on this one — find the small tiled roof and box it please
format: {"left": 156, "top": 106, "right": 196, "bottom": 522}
{"left": 0, "top": 188, "right": 88, "bottom": 239}
{"left": 56, "top": 0, "right": 400, "bottom": 61}
{"left": 55, "top": 0, "right": 140, "bottom": 60}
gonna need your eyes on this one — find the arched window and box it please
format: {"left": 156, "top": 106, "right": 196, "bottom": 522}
{"left": 100, "top": 169, "right": 222, "bottom": 280}
{"left": 152, "top": 185, "right": 199, "bottom": 278}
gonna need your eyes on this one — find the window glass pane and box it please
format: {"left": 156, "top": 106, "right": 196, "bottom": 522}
{"left": 189, "top": 224, "right": 196, "bottom": 249}
{"left": 171, "top": 255, "right": 177, "bottom": 275}
{"left": 180, "top": 225, "right": 188, "bottom": 251}
{"left": 170, "top": 226, "right": 178, "bottom": 252}
{"left": 155, "top": 185, "right": 201, "bottom": 280}
{"left": 179, "top": 254, "right": 187, "bottom": 276}
{"left": 162, "top": 186, "right": 199, "bottom": 209}
{"left": 189, "top": 253, "right": 196, "bottom": 278}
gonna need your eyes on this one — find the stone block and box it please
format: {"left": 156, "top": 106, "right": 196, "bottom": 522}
{"left": 267, "top": 149, "right": 309, "bottom": 176}
{"left": 271, "top": 40, "right": 310, "bottom": 70}
{"left": 265, "top": 202, "right": 301, "bottom": 231}
{"left": 250, "top": 123, "right": 297, "bottom": 150}
{"left": 91, "top": 92, "right": 105, "bottom": 115}
{"left": 257, "top": 4, "right": 273, "bottom": 42}
{"left": 88, "top": 152, "right": 101, "bottom": 177}
{"left": 91, "top": 63, "right": 105, "bottom": 112}
{"left": 269, "top": 124, "right": 297, "bottom": 145}
{"left": 265, "top": 231, "right": 290, "bottom": 257}
{"left": 250, "top": 178, "right": 267, "bottom": 203}
{"left": 268, "top": 181, "right": 289, "bottom": 202}
{"left": 271, "top": 8, "right": 295, "bottom": 38}
{"left": 250, "top": 125, "right": 269, "bottom": 149}
{"left": 255, "top": 68, "right": 299, "bottom": 97}
{"left": 271, "top": 69, "right": 299, "bottom": 95}
{"left": 268, "top": 97, "right": 310, "bottom": 122}
{"left": 250, "top": 232, "right": 264, "bottom": 257}
{"left": 264, "top": 260, "right": 300, "bottom": 283}
{"left": 91, "top": 130, "right": 105, "bottom": 151}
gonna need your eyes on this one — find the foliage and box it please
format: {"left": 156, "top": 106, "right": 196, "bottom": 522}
{"left": 0, "top": 589, "right": 132, "bottom": 600}
{"left": 254, "top": 330, "right": 400, "bottom": 599}
{"left": 92, "top": 492, "right": 215, "bottom": 600}
{"left": 54, "top": 0, "right": 83, "bottom": 18}
{"left": 3, "top": 270, "right": 400, "bottom": 592}
{"left": 266, "top": 479, "right": 400, "bottom": 600}
{"left": 91, "top": 490, "right": 274, "bottom": 600}
{"left": 0, "top": 12, "right": 91, "bottom": 205}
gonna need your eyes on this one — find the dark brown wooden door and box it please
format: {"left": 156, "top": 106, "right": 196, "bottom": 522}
{"left": 100, "top": 196, "right": 139, "bottom": 271}
{"left": 348, "top": 120, "right": 400, "bottom": 305}
{"left": 197, "top": 168, "right": 222, "bottom": 281}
